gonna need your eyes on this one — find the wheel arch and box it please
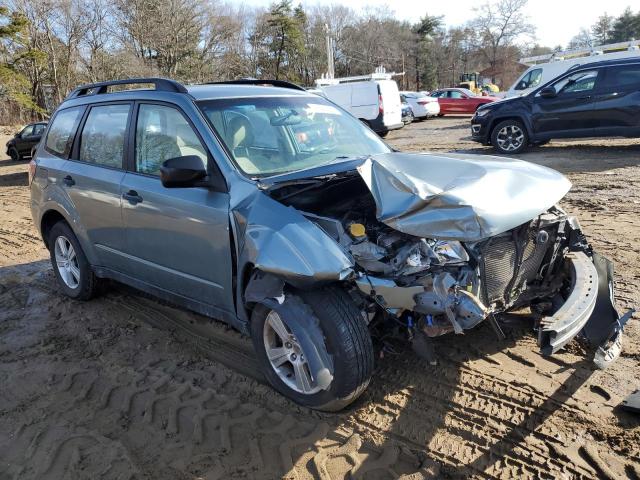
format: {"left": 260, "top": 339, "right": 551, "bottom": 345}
{"left": 488, "top": 115, "right": 533, "bottom": 140}
{"left": 40, "top": 208, "right": 70, "bottom": 249}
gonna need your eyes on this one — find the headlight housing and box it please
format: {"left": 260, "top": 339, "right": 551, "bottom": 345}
{"left": 475, "top": 108, "right": 490, "bottom": 117}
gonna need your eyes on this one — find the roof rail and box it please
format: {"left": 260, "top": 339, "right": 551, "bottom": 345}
{"left": 206, "top": 78, "right": 306, "bottom": 91}
{"left": 66, "top": 77, "right": 188, "bottom": 100}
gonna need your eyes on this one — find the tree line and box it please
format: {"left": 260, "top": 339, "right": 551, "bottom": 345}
{"left": 1, "top": 0, "right": 638, "bottom": 123}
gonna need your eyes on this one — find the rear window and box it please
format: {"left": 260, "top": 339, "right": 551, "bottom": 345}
{"left": 45, "top": 106, "right": 84, "bottom": 157}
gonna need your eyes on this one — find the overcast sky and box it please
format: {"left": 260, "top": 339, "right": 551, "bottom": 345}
{"left": 244, "top": 0, "right": 635, "bottom": 48}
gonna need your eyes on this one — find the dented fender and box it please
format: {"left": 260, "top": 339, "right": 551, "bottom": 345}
{"left": 232, "top": 191, "right": 354, "bottom": 288}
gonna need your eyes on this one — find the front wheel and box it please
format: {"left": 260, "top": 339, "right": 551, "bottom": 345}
{"left": 491, "top": 119, "right": 529, "bottom": 154}
{"left": 250, "top": 287, "right": 373, "bottom": 411}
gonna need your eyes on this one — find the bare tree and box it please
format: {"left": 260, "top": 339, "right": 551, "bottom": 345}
{"left": 568, "top": 28, "right": 594, "bottom": 50}
{"left": 472, "top": 0, "right": 534, "bottom": 82}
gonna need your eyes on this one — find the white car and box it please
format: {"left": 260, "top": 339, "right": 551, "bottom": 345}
{"left": 400, "top": 91, "right": 440, "bottom": 119}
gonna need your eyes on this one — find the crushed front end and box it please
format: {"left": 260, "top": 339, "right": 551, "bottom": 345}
{"left": 342, "top": 206, "right": 628, "bottom": 366}
{"left": 260, "top": 152, "right": 631, "bottom": 368}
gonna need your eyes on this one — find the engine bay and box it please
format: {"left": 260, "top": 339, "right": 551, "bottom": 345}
{"left": 269, "top": 174, "right": 571, "bottom": 340}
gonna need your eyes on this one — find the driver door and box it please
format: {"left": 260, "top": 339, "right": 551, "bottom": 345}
{"left": 119, "top": 101, "right": 234, "bottom": 313}
{"left": 531, "top": 69, "right": 602, "bottom": 138}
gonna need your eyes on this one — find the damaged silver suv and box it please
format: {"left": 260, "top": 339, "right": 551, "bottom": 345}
{"left": 30, "top": 78, "right": 631, "bottom": 411}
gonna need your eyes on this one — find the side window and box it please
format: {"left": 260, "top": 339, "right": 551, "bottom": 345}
{"left": 449, "top": 90, "right": 464, "bottom": 99}
{"left": 516, "top": 68, "right": 542, "bottom": 90}
{"left": 33, "top": 124, "right": 46, "bottom": 135}
{"left": 606, "top": 65, "right": 640, "bottom": 89}
{"left": 45, "top": 106, "right": 83, "bottom": 157}
{"left": 21, "top": 125, "right": 34, "bottom": 137}
{"left": 79, "top": 104, "right": 130, "bottom": 168}
{"left": 136, "top": 104, "right": 207, "bottom": 176}
{"left": 553, "top": 70, "right": 599, "bottom": 94}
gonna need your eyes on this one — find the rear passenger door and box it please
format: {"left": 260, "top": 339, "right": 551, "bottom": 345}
{"left": 592, "top": 64, "right": 640, "bottom": 137}
{"left": 119, "top": 102, "right": 234, "bottom": 313}
{"left": 64, "top": 102, "right": 131, "bottom": 270}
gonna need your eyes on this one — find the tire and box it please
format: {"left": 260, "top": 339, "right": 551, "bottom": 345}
{"left": 48, "top": 221, "right": 98, "bottom": 300}
{"left": 437, "top": 113, "right": 445, "bottom": 117}
{"left": 378, "top": 131, "right": 389, "bottom": 138}
{"left": 8, "top": 147, "right": 19, "bottom": 162}
{"left": 250, "top": 287, "right": 374, "bottom": 412}
{"left": 491, "top": 119, "right": 529, "bottom": 154}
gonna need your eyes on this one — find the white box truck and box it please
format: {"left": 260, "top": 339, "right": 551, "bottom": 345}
{"left": 315, "top": 71, "right": 404, "bottom": 137}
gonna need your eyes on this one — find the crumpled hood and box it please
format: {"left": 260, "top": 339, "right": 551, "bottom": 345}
{"left": 357, "top": 152, "right": 571, "bottom": 241}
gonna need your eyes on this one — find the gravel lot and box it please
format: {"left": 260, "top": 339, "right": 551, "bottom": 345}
{"left": 1, "top": 116, "right": 639, "bottom": 479}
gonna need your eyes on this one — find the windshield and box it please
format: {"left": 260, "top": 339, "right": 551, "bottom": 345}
{"left": 197, "top": 96, "right": 391, "bottom": 176}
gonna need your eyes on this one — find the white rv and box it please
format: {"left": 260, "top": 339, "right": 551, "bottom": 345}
{"left": 506, "top": 40, "right": 640, "bottom": 98}
{"left": 315, "top": 71, "right": 403, "bottom": 137}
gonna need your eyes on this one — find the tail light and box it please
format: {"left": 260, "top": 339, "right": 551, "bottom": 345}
{"left": 378, "top": 94, "right": 384, "bottom": 114}
{"left": 28, "top": 159, "right": 37, "bottom": 185}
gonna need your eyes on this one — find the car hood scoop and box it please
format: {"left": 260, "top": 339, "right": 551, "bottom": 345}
{"left": 357, "top": 152, "right": 571, "bottom": 241}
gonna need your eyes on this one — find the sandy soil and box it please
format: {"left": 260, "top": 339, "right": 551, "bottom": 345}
{"left": 1, "top": 118, "right": 639, "bottom": 479}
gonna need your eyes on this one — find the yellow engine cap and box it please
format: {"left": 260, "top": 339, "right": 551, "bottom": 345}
{"left": 349, "top": 223, "right": 366, "bottom": 237}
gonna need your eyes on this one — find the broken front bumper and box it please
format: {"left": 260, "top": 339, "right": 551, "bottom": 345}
{"left": 538, "top": 252, "right": 597, "bottom": 355}
{"left": 538, "top": 251, "right": 632, "bottom": 366}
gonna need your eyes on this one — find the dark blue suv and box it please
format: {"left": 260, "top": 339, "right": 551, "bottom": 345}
{"left": 471, "top": 58, "right": 640, "bottom": 154}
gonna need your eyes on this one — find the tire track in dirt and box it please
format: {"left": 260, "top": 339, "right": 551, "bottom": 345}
{"left": 2, "top": 357, "right": 429, "bottom": 480}
{"left": 8, "top": 269, "right": 639, "bottom": 479}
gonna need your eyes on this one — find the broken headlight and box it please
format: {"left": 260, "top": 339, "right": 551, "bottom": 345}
{"left": 431, "top": 240, "right": 469, "bottom": 265}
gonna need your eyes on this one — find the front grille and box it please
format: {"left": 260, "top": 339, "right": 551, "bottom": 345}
{"left": 480, "top": 228, "right": 551, "bottom": 307}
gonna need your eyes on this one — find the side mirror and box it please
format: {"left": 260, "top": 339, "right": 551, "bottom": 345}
{"left": 160, "top": 155, "right": 207, "bottom": 188}
{"left": 540, "top": 86, "right": 557, "bottom": 98}
{"left": 15, "top": 132, "right": 22, "bottom": 138}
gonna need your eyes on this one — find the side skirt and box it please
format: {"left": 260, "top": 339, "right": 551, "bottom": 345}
{"left": 93, "top": 265, "right": 248, "bottom": 334}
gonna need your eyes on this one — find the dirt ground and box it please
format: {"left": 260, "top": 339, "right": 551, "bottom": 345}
{"left": 1, "top": 117, "right": 639, "bottom": 479}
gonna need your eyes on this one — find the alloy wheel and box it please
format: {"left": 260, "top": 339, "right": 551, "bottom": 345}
{"left": 54, "top": 235, "right": 80, "bottom": 289}
{"left": 496, "top": 124, "right": 525, "bottom": 152}
{"left": 263, "top": 310, "right": 321, "bottom": 395}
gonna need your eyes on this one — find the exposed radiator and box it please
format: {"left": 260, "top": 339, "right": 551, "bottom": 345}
{"left": 480, "top": 227, "right": 551, "bottom": 307}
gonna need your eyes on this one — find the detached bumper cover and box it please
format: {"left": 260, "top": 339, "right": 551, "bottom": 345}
{"left": 538, "top": 251, "right": 633, "bottom": 362}
{"left": 538, "top": 252, "right": 597, "bottom": 355}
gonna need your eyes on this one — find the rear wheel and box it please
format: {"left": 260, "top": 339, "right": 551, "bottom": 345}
{"left": 250, "top": 287, "right": 373, "bottom": 411}
{"left": 48, "top": 221, "right": 98, "bottom": 300}
{"left": 8, "top": 147, "right": 19, "bottom": 162}
{"left": 491, "top": 119, "right": 529, "bottom": 154}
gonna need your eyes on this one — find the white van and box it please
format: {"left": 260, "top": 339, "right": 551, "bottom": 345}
{"left": 315, "top": 73, "right": 403, "bottom": 137}
{"left": 506, "top": 41, "right": 640, "bottom": 98}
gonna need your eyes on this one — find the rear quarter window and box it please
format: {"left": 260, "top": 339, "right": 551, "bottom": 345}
{"left": 45, "top": 106, "right": 84, "bottom": 157}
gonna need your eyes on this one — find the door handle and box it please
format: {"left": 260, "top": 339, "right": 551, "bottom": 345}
{"left": 62, "top": 175, "right": 75, "bottom": 186}
{"left": 576, "top": 95, "right": 592, "bottom": 100}
{"left": 123, "top": 190, "right": 143, "bottom": 205}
